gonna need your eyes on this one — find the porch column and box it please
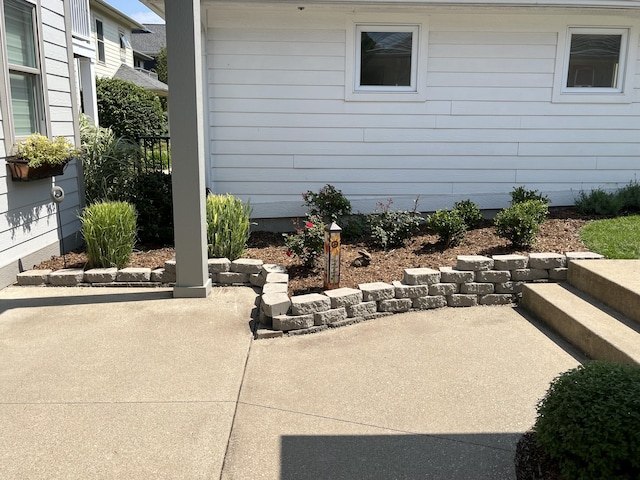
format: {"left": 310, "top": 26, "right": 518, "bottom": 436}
{"left": 165, "top": 0, "right": 211, "bottom": 298}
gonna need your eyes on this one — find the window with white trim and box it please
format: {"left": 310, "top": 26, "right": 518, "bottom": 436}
{"left": 95, "top": 18, "right": 105, "bottom": 62}
{"left": 553, "top": 26, "right": 636, "bottom": 103}
{"left": 345, "top": 19, "right": 428, "bottom": 102}
{"left": 2, "top": 0, "right": 45, "bottom": 138}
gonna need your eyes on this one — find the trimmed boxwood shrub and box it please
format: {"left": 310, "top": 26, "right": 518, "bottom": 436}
{"left": 535, "top": 361, "right": 640, "bottom": 480}
{"left": 494, "top": 199, "right": 548, "bottom": 247}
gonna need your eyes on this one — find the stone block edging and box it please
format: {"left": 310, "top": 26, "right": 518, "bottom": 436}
{"left": 16, "top": 251, "right": 605, "bottom": 338}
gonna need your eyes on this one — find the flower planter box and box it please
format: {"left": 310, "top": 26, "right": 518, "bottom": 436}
{"left": 6, "top": 158, "right": 67, "bottom": 182}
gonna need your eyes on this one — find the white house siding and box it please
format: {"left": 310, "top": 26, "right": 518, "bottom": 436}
{"left": 91, "top": 9, "right": 134, "bottom": 78}
{"left": 205, "top": 4, "right": 640, "bottom": 219}
{"left": 0, "top": 0, "right": 82, "bottom": 289}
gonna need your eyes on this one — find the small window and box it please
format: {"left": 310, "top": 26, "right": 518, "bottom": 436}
{"left": 4, "top": 0, "right": 44, "bottom": 137}
{"left": 355, "top": 25, "right": 418, "bottom": 92}
{"left": 563, "top": 28, "right": 628, "bottom": 93}
{"left": 95, "top": 18, "right": 105, "bottom": 62}
{"left": 119, "top": 33, "right": 131, "bottom": 50}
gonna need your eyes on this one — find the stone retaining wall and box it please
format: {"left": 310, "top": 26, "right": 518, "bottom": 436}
{"left": 16, "top": 252, "right": 603, "bottom": 339}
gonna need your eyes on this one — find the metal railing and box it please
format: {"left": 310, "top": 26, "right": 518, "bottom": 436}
{"left": 70, "top": 0, "right": 91, "bottom": 40}
{"left": 138, "top": 136, "right": 171, "bottom": 173}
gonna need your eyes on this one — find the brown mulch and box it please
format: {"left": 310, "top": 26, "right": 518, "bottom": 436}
{"left": 35, "top": 207, "right": 594, "bottom": 296}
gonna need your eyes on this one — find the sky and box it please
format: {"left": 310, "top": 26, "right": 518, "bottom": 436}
{"left": 102, "top": 0, "right": 164, "bottom": 24}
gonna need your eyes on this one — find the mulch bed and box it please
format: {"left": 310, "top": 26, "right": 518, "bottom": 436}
{"left": 35, "top": 207, "right": 594, "bottom": 295}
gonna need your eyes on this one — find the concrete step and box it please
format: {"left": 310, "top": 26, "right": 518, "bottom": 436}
{"left": 567, "top": 260, "right": 640, "bottom": 325}
{"left": 521, "top": 282, "right": 640, "bottom": 366}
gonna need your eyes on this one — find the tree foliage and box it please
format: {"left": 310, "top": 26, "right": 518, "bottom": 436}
{"left": 96, "top": 77, "right": 165, "bottom": 140}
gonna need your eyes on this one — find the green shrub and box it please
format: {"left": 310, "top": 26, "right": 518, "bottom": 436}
{"left": 617, "top": 182, "right": 640, "bottom": 213}
{"left": 367, "top": 199, "right": 423, "bottom": 250}
{"left": 427, "top": 209, "right": 467, "bottom": 247}
{"left": 511, "top": 186, "right": 549, "bottom": 205}
{"left": 341, "top": 213, "right": 368, "bottom": 241}
{"left": 80, "top": 115, "right": 141, "bottom": 204}
{"left": 96, "top": 78, "right": 165, "bottom": 140}
{"left": 574, "top": 188, "right": 624, "bottom": 216}
{"left": 302, "top": 184, "right": 352, "bottom": 223}
{"left": 129, "top": 172, "right": 174, "bottom": 245}
{"left": 494, "top": 200, "right": 548, "bottom": 247}
{"left": 81, "top": 201, "right": 137, "bottom": 268}
{"left": 535, "top": 361, "right": 640, "bottom": 480}
{"left": 283, "top": 215, "right": 326, "bottom": 268}
{"left": 454, "top": 199, "right": 483, "bottom": 229}
{"left": 205, "top": 193, "right": 252, "bottom": 260}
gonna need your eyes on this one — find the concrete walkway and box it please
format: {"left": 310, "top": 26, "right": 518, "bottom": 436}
{"left": 0, "top": 286, "right": 583, "bottom": 479}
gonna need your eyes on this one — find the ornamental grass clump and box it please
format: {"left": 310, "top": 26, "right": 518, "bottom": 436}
{"left": 80, "top": 201, "right": 137, "bottom": 269}
{"left": 206, "top": 193, "right": 252, "bottom": 260}
{"left": 534, "top": 361, "right": 640, "bottom": 480}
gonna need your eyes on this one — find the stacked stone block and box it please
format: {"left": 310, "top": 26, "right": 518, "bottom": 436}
{"left": 15, "top": 251, "right": 605, "bottom": 339}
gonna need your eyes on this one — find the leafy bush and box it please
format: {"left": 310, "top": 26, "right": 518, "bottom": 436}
{"left": 494, "top": 199, "right": 548, "bottom": 247}
{"left": 367, "top": 199, "right": 423, "bottom": 250}
{"left": 454, "top": 199, "right": 483, "bottom": 229}
{"left": 96, "top": 78, "right": 165, "bottom": 140}
{"left": 80, "top": 115, "right": 141, "bottom": 204}
{"left": 574, "top": 188, "right": 624, "bottom": 216}
{"left": 302, "top": 184, "right": 352, "bottom": 223}
{"left": 81, "top": 201, "right": 137, "bottom": 268}
{"left": 129, "top": 172, "right": 174, "bottom": 245}
{"left": 205, "top": 193, "right": 252, "bottom": 260}
{"left": 511, "top": 186, "right": 549, "bottom": 205}
{"left": 341, "top": 213, "right": 368, "bottom": 241}
{"left": 535, "top": 361, "right": 640, "bottom": 480}
{"left": 16, "top": 133, "right": 79, "bottom": 167}
{"left": 283, "top": 215, "right": 326, "bottom": 268}
{"left": 427, "top": 209, "right": 467, "bottom": 247}
{"left": 618, "top": 182, "right": 640, "bottom": 212}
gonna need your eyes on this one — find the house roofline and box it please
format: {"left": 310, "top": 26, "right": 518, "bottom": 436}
{"left": 143, "top": 0, "right": 640, "bottom": 15}
{"left": 92, "top": 0, "right": 149, "bottom": 31}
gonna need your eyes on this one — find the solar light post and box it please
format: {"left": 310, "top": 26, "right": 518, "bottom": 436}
{"left": 324, "top": 222, "right": 341, "bottom": 289}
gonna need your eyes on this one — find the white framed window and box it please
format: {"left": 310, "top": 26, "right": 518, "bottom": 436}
{"left": 95, "top": 18, "right": 105, "bottom": 62}
{"left": 346, "top": 17, "right": 428, "bottom": 102}
{"left": 553, "top": 26, "right": 637, "bottom": 103}
{"left": 119, "top": 30, "right": 128, "bottom": 62}
{"left": 1, "top": 0, "right": 45, "bottom": 139}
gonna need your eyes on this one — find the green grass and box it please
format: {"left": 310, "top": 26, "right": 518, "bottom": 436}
{"left": 580, "top": 215, "right": 640, "bottom": 259}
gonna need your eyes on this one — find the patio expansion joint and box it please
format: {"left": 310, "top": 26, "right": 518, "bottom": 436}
{"left": 233, "top": 401, "right": 515, "bottom": 454}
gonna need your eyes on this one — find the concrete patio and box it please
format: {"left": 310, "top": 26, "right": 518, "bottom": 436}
{"left": 0, "top": 285, "right": 583, "bottom": 479}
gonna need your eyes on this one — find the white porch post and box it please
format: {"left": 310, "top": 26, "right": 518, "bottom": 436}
{"left": 165, "top": 0, "right": 211, "bottom": 298}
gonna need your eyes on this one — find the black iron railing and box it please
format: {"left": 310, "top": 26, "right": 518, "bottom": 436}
{"left": 138, "top": 136, "right": 171, "bottom": 173}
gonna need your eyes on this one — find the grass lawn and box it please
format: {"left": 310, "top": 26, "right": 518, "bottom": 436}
{"left": 581, "top": 215, "right": 640, "bottom": 259}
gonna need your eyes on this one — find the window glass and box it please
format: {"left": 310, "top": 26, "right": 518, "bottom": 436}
{"left": 4, "top": 0, "right": 36, "bottom": 68}
{"left": 360, "top": 31, "right": 412, "bottom": 87}
{"left": 567, "top": 34, "right": 622, "bottom": 88}
{"left": 9, "top": 72, "right": 38, "bottom": 136}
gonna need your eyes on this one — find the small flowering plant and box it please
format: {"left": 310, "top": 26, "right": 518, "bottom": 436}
{"left": 283, "top": 215, "right": 325, "bottom": 268}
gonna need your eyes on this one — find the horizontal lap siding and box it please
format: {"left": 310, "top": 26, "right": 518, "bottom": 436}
{"left": 1, "top": 0, "right": 80, "bottom": 285}
{"left": 207, "top": 7, "right": 640, "bottom": 218}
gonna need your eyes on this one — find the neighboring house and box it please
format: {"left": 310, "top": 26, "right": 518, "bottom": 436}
{"left": 131, "top": 23, "right": 165, "bottom": 73}
{"left": 89, "top": 0, "right": 167, "bottom": 97}
{"left": 144, "top": 0, "right": 640, "bottom": 220}
{"left": 0, "top": 0, "right": 84, "bottom": 289}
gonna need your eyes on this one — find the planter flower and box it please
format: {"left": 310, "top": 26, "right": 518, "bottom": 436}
{"left": 7, "top": 133, "right": 80, "bottom": 181}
